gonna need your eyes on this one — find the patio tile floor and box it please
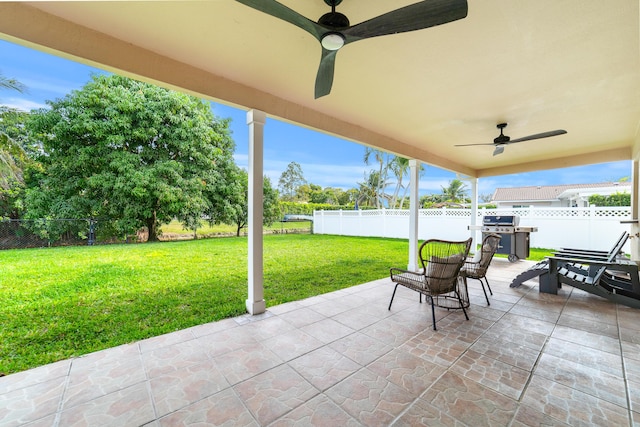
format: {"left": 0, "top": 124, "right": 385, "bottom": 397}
{"left": 2, "top": 258, "right": 640, "bottom": 426}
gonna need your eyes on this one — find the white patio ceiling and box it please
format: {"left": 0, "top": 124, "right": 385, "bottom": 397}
{"left": 0, "top": 0, "right": 638, "bottom": 178}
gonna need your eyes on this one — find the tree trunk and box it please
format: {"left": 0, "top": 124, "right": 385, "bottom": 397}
{"left": 376, "top": 162, "right": 384, "bottom": 209}
{"left": 236, "top": 223, "right": 242, "bottom": 237}
{"left": 399, "top": 183, "right": 410, "bottom": 209}
{"left": 391, "top": 177, "right": 402, "bottom": 208}
{"left": 146, "top": 211, "right": 158, "bottom": 242}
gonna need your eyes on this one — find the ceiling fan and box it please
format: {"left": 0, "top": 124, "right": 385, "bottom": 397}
{"left": 236, "top": 0, "right": 468, "bottom": 98}
{"left": 455, "top": 123, "right": 568, "bottom": 156}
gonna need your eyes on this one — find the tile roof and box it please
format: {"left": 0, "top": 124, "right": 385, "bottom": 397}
{"left": 492, "top": 181, "right": 631, "bottom": 202}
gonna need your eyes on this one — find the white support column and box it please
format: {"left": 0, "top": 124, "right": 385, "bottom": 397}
{"left": 631, "top": 158, "right": 640, "bottom": 262}
{"left": 408, "top": 159, "right": 420, "bottom": 271}
{"left": 246, "top": 109, "right": 266, "bottom": 315}
{"left": 470, "top": 177, "right": 479, "bottom": 254}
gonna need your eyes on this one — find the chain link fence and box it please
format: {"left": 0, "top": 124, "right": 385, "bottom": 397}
{"left": 0, "top": 218, "right": 313, "bottom": 250}
{"left": 0, "top": 219, "right": 139, "bottom": 250}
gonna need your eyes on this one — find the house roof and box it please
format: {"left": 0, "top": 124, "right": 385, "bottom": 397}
{"left": 0, "top": 1, "right": 638, "bottom": 178}
{"left": 492, "top": 182, "right": 631, "bottom": 202}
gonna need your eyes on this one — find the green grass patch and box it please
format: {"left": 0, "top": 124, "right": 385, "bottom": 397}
{"left": 525, "top": 247, "right": 555, "bottom": 261}
{"left": 0, "top": 234, "right": 407, "bottom": 374}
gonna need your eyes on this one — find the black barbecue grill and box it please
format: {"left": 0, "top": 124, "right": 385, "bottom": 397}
{"left": 473, "top": 215, "right": 537, "bottom": 262}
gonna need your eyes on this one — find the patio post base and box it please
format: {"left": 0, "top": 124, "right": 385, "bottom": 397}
{"left": 246, "top": 299, "right": 266, "bottom": 315}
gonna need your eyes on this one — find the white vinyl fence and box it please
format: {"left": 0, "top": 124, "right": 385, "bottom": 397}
{"left": 313, "top": 206, "right": 632, "bottom": 252}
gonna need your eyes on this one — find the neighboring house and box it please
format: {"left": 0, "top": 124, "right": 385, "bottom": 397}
{"left": 492, "top": 182, "right": 631, "bottom": 208}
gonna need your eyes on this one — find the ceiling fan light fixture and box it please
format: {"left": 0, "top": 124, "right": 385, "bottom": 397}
{"left": 321, "top": 32, "right": 345, "bottom": 50}
{"left": 454, "top": 122, "right": 568, "bottom": 156}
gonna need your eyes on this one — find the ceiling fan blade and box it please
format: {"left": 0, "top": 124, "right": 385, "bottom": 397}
{"left": 236, "top": 0, "right": 324, "bottom": 41}
{"left": 508, "top": 130, "right": 567, "bottom": 144}
{"left": 315, "top": 48, "right": 338, "bottom": 98}
{"left": 493, "top": 145, "right": 505, "bottom": 156}
{"left": 454, "top": 143, "right": 497, "bottom": 147}
{"left": 343, "top": 0, "right": 468, "bottom": 43}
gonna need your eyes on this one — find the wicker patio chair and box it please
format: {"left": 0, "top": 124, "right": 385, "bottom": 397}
{"left": 389, "top": 238, "right": 472, "bottom": 330}
{"left": 461, "top": 233, "right": 501, "bottom": 306}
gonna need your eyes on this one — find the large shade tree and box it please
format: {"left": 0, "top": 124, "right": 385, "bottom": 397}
{"left": 25, "top": 74, "right": 237, "bottom": 241}
{"left": 0, "top": 106, "right": 30, "bottom": 218}
{"left": 0, "top": 72, "right": 30, "bottom": 218}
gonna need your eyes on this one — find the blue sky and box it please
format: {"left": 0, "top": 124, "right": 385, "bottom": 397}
{"left": 0, "top": 39, "right": 631, "bottom": 198}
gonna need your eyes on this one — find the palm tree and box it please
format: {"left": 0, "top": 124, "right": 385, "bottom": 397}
{"left": 357, "top": 170, "right": 388, "bottom": 208}
{"left": 389, "top": 157, "right": 425, "bottom": 208}
{"left": 441, "top": 178, "right": 469, "bottom": 203}
{"left": 388, "top": 156, "right": 409, "bottom": 208}
{"left": 364, "top": 148, "right": 395, "bottom": 208}
{"left": 0, "top": 74, "right": 25, "bottom": 93}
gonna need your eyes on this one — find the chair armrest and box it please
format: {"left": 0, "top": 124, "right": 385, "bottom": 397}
{"left": 390, "top": 267, "right": 427, "bottom": 291}
{"left": 461, "top": 260, "right": 481, "bottom": 273}
{"left": 547, "top": 255, "right": 638, "bottom": 272}
{"left": 558, "top": 248, "right": 608, "bottom": 255}
{"left": 552, "top": 250, "right": 610, "bottom": 260}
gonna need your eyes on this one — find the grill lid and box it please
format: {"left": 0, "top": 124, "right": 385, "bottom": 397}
{"left": 483, "top": 215, "right": 520, "bottom": 226}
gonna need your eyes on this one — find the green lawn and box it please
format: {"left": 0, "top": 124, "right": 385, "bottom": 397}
{"left": 0, "top": 234, "right": 408, "bottom": 374}
{"left": 0, "top": 234, "right": 552, "bottom": 375}
{"left": 495, "top": 247, "right": 551, "bottom": 262}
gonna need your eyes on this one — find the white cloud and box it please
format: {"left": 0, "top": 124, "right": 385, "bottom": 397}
{"left": 2, "top": 97, "right": 48, "bottom": 112}
{"left": 19, "top": 76, "right": 79, "bottom": 96}
{"left": 235, "top": 154, "right": 463, "bottom": 195}
{"left": 233, "top": 153, "right": 248, "bottom": 168}
{"left": 235, "top": 155, "right": 369, "bottom": 190}
{"left": 420, "top": 179, "right": 452, "bottom": 193}
{"left": 300, "top": 162, "right": 368, "bottom": 188}
{"left": 232, "top": 155, "right": 364, "bottom": 189}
